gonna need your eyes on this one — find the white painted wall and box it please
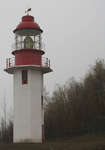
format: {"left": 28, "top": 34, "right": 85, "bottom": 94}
{"left": 13, "top": 69, "right": 43, "bottom": 143}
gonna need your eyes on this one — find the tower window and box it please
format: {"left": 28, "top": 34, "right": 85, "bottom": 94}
{"left": 22, "top": 70, "right": 28, "bottom": 84}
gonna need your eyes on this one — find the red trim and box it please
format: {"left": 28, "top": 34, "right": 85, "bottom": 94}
{"left": 22, "top": 80, "right": 27, "bottom": 84}
{"left": 12, "top": 49, "right": 44, "bottom": 66}
{"left": 22, "top": 15, "right": 34, "bottom": 22}
{"left": 13, "top": 15, "right": 43, "bottom": 33}
{"left": 12, "top": 49, "right": 44, "bottom": 55}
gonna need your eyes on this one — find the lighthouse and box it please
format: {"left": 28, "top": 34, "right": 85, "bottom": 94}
{"left": 5, "top": 12, "right": 52, "bottom": 143}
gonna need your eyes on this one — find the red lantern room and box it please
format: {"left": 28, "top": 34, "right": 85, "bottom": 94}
{"left": 5, "top": 13, "right": 52, "bottom": 74}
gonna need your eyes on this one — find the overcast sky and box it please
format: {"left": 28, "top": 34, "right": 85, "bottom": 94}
{"left": 0, "top": 0, "right": 105, "bottom": 116}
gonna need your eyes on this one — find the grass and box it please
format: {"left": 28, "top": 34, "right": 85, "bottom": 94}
{"left": 0, "top": 134, "right": 105, "bottom": 150}
{"left": 71, "top": 133, "right": 105, "bottom": 150}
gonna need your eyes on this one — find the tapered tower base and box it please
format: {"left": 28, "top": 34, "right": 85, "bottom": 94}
{"left": 13, "top": 69, "right": 43, "bottom": 143}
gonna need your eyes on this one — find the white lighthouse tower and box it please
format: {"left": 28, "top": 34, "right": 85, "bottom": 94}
{"left": 5, "top": 12, "right": 52, "bottom": 143}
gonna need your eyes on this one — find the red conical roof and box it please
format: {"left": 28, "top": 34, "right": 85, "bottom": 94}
{"left": 13, "top": 15, "right": 43, "bottom": 33}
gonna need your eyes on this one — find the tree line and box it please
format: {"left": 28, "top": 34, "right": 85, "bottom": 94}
{"left": 0, "top": 118, "right": 13, "bottom": 143}
{"left": 44, "top": 60, "right": 105, "bottom": 139}
{"left": 0, "top": 96, "right": 13, "bottom": 143}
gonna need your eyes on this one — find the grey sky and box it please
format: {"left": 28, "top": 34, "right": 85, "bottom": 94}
{"left": 0, "top": 0, "right": 105, "bottom": 115}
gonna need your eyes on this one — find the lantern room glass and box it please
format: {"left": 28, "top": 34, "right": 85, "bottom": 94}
{"left": 14, "top": 34, "right": 42, "bottom": 50}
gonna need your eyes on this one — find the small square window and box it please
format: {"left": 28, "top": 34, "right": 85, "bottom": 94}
{"left": 22, "top": 70, "right": 28, "bottom": 84}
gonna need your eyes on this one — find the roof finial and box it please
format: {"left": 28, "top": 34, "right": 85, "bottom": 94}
{"left": 25, "top": 8, "right": 31, "bottom": 15}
